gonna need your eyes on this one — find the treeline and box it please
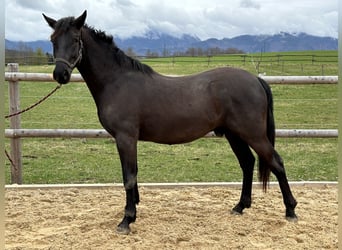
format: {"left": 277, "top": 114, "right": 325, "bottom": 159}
{"left": 5, "top": 47, "right": 53, "bottom": 65}
{"left": 129, "top": 47, "right": 244, "bottom": 58}
{"left": 5, "top": 44, "right": 244, "bottom": 65}
{"left": 6, "top": 46, "right": 244, "bottom": 65}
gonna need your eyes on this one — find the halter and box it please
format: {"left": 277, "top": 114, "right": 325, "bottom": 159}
{"left": 54, "top": 39, "right": 83, "bottom": 69}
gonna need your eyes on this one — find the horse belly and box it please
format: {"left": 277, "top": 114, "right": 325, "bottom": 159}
{"left": 139, "top": 109, "right": 218, "bottom": 144}
{"left": 140, "top": 124, "right": 211, "bottom": 144}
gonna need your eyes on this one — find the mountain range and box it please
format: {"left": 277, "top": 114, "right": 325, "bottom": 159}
{"left": 5, "top": 31, "right": 338, "bottom": 55}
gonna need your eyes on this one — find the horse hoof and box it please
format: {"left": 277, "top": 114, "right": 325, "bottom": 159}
{"left": 286, "top": 215, "right": 298, "bottom": 223}
{"left": 116, "top": 225, "right": 131, "bottom": 235}
{"left": 231, "top": 209, "right": 242, "bottom": 216}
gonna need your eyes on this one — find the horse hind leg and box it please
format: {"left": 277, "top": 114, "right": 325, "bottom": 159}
{"left": 270, "top": 150, "right": 298, "bottom": 221}
{"left": 225, "top": 132, "right": 255, "bottom": 215}
{"left": 252, "top": 141, "right": 298, "bottom": 221}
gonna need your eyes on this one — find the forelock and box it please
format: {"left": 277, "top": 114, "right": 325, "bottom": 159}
{"left": 51, "top": 17, "right": 76, "bottom": 40}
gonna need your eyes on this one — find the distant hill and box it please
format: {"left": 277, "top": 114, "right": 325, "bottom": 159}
{"left": 5, "top": 39, "right": 52, "bottom": 53}
{"left": 195, "top": 32, "right": 337, "bottom": 53}
{"left": 5, "top": 31, "right": 338, "bottom": 56}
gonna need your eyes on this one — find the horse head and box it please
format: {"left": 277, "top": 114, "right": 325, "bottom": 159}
{"left": 43, "top": 10, "right": 87, "bottom": 84}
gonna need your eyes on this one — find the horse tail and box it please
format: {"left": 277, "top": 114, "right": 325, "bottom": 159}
{"left": 257, "top": 77, "right": 275, "bottom": 191}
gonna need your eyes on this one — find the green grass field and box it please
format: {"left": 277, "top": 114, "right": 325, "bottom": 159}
{"left": 4, "top": 51, "right": 338, "bottom": 184}
{"left": 141, "top": 50, "right": 337, "bottom": 76}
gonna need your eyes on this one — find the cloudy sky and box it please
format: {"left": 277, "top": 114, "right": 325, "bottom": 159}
{"left": 5, "top": 0, "right": 338, "bottom": 41}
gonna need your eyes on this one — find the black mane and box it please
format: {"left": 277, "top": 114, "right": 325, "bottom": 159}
{"left": 84, "top": 25, "right": 154, "bottom": 75}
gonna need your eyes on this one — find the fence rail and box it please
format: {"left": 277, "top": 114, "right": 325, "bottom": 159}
{"left": 4, "top": 72, "right": 339, "bottom": 84}
{"left": 6, "top": 53, "right": 338, "bottom": 66}
{"left": 4, "top": 129, "right": 339, "bottom": 139}
{"left": 4, "top": 63, "right": 339, "bottom": 184}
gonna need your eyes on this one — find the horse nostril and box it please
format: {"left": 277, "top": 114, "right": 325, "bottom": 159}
{"left": 63, "top": 70, "right": 69, "bottom": 81}
{"left": 53, "top": 65, "right": 71, "bottom": 84}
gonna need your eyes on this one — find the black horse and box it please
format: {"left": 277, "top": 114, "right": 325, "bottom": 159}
{"left": 43, "top": 11, "right": 297, "bottom": 234}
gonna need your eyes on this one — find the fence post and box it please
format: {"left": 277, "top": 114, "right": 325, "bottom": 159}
{"left": 207, "top": 55, "right": 211, "bottom": 67}
{"left": 7, "top": 63, "right": 22, "bottom": 184}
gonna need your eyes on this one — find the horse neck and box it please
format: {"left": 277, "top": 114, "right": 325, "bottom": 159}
{"left": 76, "top": 28, "right": 117, "bottom": 100}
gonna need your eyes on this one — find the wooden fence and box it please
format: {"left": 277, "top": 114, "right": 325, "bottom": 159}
{"left": 4, "top": 63, "right": 339, "bottom": 184}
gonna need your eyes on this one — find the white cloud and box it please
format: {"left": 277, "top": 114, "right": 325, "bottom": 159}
{"left": 240, "top": 0, "right": 261, "bottom": 9}
{"left": 5, "top": 0, "right": 338, "bottom": 41}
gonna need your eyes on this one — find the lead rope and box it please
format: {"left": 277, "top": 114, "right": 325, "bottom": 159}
{"left": 4, "top": 83, "right": 62, "bottom": 171}
{"left": 5, "top": 149, "right": 17, "bottom": 173}
{"left": 5, "top": 84, "right": 62, "bottom": 118}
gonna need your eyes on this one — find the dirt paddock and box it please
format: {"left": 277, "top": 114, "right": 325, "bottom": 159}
{"left": 5, "top": 184, "right": 337, "bottom": 249}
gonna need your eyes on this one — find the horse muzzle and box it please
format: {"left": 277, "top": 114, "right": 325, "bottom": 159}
{"left": 53, "top": 63, "right": 72, "bottom": 84}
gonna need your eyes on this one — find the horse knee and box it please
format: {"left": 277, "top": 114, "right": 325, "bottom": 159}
{"left": 270, "top": 151, "right": 286, "bottom": 176}
{"left": 274, "top": 151, "right": 284, "bottom": 166}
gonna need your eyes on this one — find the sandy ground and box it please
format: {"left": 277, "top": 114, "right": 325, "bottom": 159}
{"left": 5, "top": 185, "right": 337, "bottom": 249}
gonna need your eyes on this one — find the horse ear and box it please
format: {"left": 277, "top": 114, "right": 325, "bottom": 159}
{"left": 42, "top": 13, "right": 57, "bottom": 29}
{"left": 74, "top": 10, "right": 87, "bottom": 29}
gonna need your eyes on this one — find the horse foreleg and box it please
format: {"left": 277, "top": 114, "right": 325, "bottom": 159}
{"left": 115, "top": 134, "right": 140, "bottom": 234}
{"left": 225, "top": 133, "right": 255, "bottom": 215}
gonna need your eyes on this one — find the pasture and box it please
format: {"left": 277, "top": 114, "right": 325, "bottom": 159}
{"left": 4, "top": 51, "right": 338, "bottom": 184}
{"left": 141, "top": 50, "right": 338, "bottom": 76}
